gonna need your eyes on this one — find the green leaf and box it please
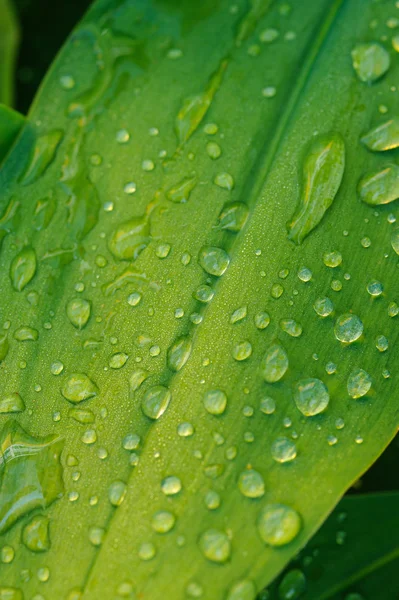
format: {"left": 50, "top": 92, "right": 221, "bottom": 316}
{"left": 0, "top": 0, "right": 398, "bottom": 599}
{"left": 265, "top": 492, "right": 399, "bottom": 599}
{"left": 0, "top": 105, "right": 25, "bottom": 164}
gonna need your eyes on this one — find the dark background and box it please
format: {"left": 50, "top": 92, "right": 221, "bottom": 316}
{"left": 12, "top": 0, "right": 398, "bottom": 493}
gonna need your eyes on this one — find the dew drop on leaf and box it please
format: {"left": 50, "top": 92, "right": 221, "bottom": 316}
{"left": 199, "top": 529, "right": 231, "bottom": 563}
{"left": 323, "top": 251, "right": 342, "bottom": 267}
{"left": 198, "top": 246, "right": 230, "bottom": 276}
{"left": 334, "top": 313, "right": 363, "bottom": 343}
{"left": 258, "top": 503, "right": 302, "bottom": 546}
{"left": 278, "top": 569, "right": 306, "bottom": 600}
{"left": 151, "top": 511, "right": 175, "bottom": 533}
{"left": 203, "top": 389, "right": 227, "bottom": 415}
{"left": 238, "top": 468, "right": 265, "bottom": 498}
{"left": 161, "top": 475, "right": 182, "bottom": 496}
{"left": 10, "top": 247, "right": 37, "bottom": 291}
{"left": 271, "top": 436, "right": 297, "bottom": 463}
{"left": 167, "top": 337, "right": 192, "bottom": 372}
{"left": 141, "top": 385, "right": 171, "bottom": 420}
{"left": 61, "top": 374, "right": 98, "bottom": 404}
{"left": 166, "top": 175, "right": 197, "bottom": 203}
{"left": 347, "top": 368, "right": 372, "bottom": 398}
{"left": 293, "top": 378, "right": 330, "bottom": 416}
{"left": 391, "top": 227, "right": 399, "bottom": 255}
{"left": 287, "top": 133, "right": 345, "bottom": 244}
{"left": 0, "top": 392, "right": 25, "bottom": 414}
{"left": 358, "top": 164, "right": 399, "bottom": 205}
{"left": 260, "top": 343, "right": 289, "bottom": 383}
{"left": 214, "top": 172, "right": 235, "bottom": 190}
{"left": 218, "top": 202, "right": 249, "bottom": 232}
{"left": 351, "top": 42, "right": 390, "bottom": 83}
{"left": 366, "top": 280, "right": 383, "bottom": 297}
{"left": 232, "top": 340, "right": 252, "bottom": 361}
{"left": 361, "top": 117, "right": 399, "bottom": 151}
{"left": 66, "top": 298, "right": 91, "bottom": 329}
{"left": 313, "top": 297, "right": 334, "bottom": 317}
{"left": 226, "top": 580, "right": 256, "bottom": 600}
{"left": 108, "top": 481, "right": 127, "bottom": 506}
{"left": 280, "top": 319, "right": 303, "bottom": 338}
{"left": 22, "top": 515, "right": 50, "bottom": 552}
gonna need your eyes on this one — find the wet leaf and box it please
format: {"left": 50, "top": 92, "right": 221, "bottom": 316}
{"left": 0, "top": 0, "right": 398, "bottom": 599}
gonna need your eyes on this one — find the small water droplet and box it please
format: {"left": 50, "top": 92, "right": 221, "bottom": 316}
{"left": 108, "top": 481, "right": 127, "bottom": 506}
{"left": 233, "top": 340, "right": 252, "bottom": 361}
{"left": 278, "top": 569, "right": 306, "bottom": 600}
{"left": 66, "top": 298, "right": 91, "bottom": 329}
{"left": 366, "top": 280, "right": 383, "bottom": 296}
{"left": 313, "top": 297, "right": 334, "bottom": 317}
{"left": 152, "top": 510, "right": 175, "bottom": 533}
{"left": 10, "top": 247, "right": 37, "bottom": 291}
{"left": 214, "top": 172, "right": 234, "bottom": 190}
{"left": 280, "top": 319, "right": 302, "bottom": 338}
{"left": 199, "top": 529, "right": 231, "bottom": 563}
{"left": 358, "top": 164, "right": 399, "bottom": 205}
{"left": 198, "top": 246, "right": 230, "bottom": 276}
{"left": 361, "top": 118, "right": 399, "bottom": 151}
{"left": 323, "top": 251, "right": 342, "bottom": 267}
{"left": 203, "top": 389, "right": 227, "bottom": 415}
{"left": 141, "top": 385, "right": 171, "bottom": 420}
{"left": 260, "top": 343, "right": 289, "bottom": 383}
{"left": 334, "top": 314, "right": 363, "bottom": 343}
{"left": 238, "top": 468, "right": 265, "bottom": 498}
{"left": 254, "top": 311, "right": 271, "bottom": 329}
{"left": 22, "top": 516, "right": 50, "bottom": 552}
{"left": 260, "top": 397, "right": 276, "bottom": 414}
{"left": 161, "top": 475, "right": 182, "bottom": 496}
{"left": 271, "top": 436, "right": 297, "bottom": 463}
{"left": 352, "top": 42, "right": 390, "bottom": 83}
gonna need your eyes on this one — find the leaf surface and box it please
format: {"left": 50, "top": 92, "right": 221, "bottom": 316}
{"left": 0, "top": 0, "right": 399, "bottom": 599}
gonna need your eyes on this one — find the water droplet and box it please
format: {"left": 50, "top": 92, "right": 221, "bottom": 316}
{"left": 313, "top": 297, "right": 334, "bottom": 317}
{"left": 123, "top": 182, "right": 137, "bottom": 194}
{"left": 66, "top": 298, "right": 91, "bottom": 329}
{"left": 287, "top": 133, "right": 345, "bottom": 244}
{"left": 81, "top": 429, "right": 97, "bottom": 445}
{"left": 108, "top": 481, "right": 127, "bottom": 506}
{"left": 177, "top": 422, "right": 194, "bottom": 437}
{"left": 167, "top": 175, "right": 197, "bottom": 203}
{"left": 175, "top": 60, "right": 227, "bottom": 145}
{"left": 161, "top": 475, "right": 182, "bottom": 496}
{"left": 233, "top": 340, "right": 252, "bottom": 361}
{"left": 89, "top": 527, "right": 105, "bottom": 546}
{"left": 116, "top": 129, "right": 130, "bottom": 143}
{"left": 358, "top": 164, "right": 399, "bottom": 205}
{"left": 259, "top": 28, "right": 279, "bottom": 43}
{"left": 1, "top": 545, "right": 15, "bottom": 563}
{"left": 141, "top": 385, "right": 171, "bottom": 420}
{"left": 323, "top": 251, "right": 342, "bottom": 267}
{"left": 361, "top": 117, "right": 399, "bottom": 151}
{"left": 352, "top": 43, "right": 390, "bottom": 83}
{"left": 198, "top": 246, "right": 230, "bottom": 276}
{"left": 297, "top": 267, "right": 312, "bottom": 282}
{"left": 347, "top": 368, "right": 372, "bottom": 398}
{"left": 61, "top": 374, "right": 98, "bottom": 404}
{"left": 260, "top": 397, "right": 276, "bottom": 414}
{"left": 203, "top": 389, "right": 227, "bottom": 415}
{"left": 108, "top": 215, "right": 151, "bottom": 261}
{"left": 366, "top": 280, "right": 383, "bottom": 296}
{"left": 152, "top": 510, "right": 175, "bottom": 533}
{"left": 138, "top": 542, "right": 156, "bottom": 561}
{"left": 0, "top": 421, "right": 64, "bottom": 534}
{"left": 262, "top": 86, "right": 277, "bottom": 98}
{"left": 206, "top": 142, "right": 221, "bottom": 159}
{"left": 334, "top": 314, "right": 363, "bottom": 343}
{"left": 199, "top": 529, "right": 231, "bottom": 563}
{"left": 376, "top": 335, "right": 388, "bottom": 352}
{"left": 22, "top": 515, "right": 50, "bottom": 552}
{"left": 10, "top": 247, "right": 37, "bottom": 291}
{"left": 388, "top": 301, "right": 399, "bottom": 317}
{"left": 271, "top": 437, "right": 297, "bottom": 463}
{"left": 204, "top": 123, "right": 218, "bottom": 135}
{"left": 271, "top": 283, "right": 284, "bottom": 298}
{"left": 254, "top": 311, "right": 271, "bottom": 329}
{"left": 226, "top": 580, "right": 256, "bottom": 600}
{"left": 280, "top": 319, "right": 302, "bottom": 338}
{"left": 109, "top": 352, "right": 128, "bottom": 369}
{"left": 218, "top": 202, "right": 249, "bottom": 232}
{"left": 293, "top": 378, "right": 330, "bottom": 416}
{"left": 21, "top": 130, "right": 63, "bottom": 185}
{"left": 186, "top": 581, "right": 204, "bottom": 598}
{"left": 214, "top": 172, "right": 235, "bottom": 190}
{"left": 60, "top": 75, "right": 75, "bottom": 89}
{"left": 260, "top": 343, "right": 289, "bottom": 383}
{"left": 238, "top": 468, "right": 265, "bottom": 498}
{"left": 230, "top": 306, "right": 247, "bottom": 324}
{"left": 258, "top": 503, "right": 301, "bottom": 546}
{"left": 0, "top": 393, "right": 25, "bottom": 414}
{"left": 167, "top": 337, "right": 192, "bottom": 372}
{"left": 278, "top": 569, "right": 306, "bottom": 600}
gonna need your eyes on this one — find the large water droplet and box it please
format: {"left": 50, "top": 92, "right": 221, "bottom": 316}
{"left": 10, "top": 247, "right": 37, "bottom": 291}
{"left": 203, "top": 389, "right": 227, "bottom": 415}
{"left": 218, "top": 202, "right": 249, "bottom": 232}
{"left": 66, "top": 298, "right": 91, "bottom": 329}
{"left": 166, "top": 175, "right": 197, "bottom": 203}
{"left": 260, "top": 343, "right": 289, "bottom": 383}
{"left": 258, "top": 503, "right": 301, "bottom": 546}
{"left": 271, "top": 437, "right": 297, "bottom": 463}
{"left": 161, "top": 475, "right": 182, "bottom": 496}
{"left": 287, "top": 133, "right": 345, "bottom": 244}
{"left": 233, "top": 340, "right": 252, "bottom": 361}
{"left": 199, "top": 529, "right": 231, "bottom": 563}
{"left": 226, "top": 580, "right": 256, "bottom": 600}
{"left": 280, "top": 319, "right": 302, "bottom": 338}
{"left": 293, "top": 378, "right": 330, "bottom": 416}
{"left": 347, "top": 368, "right": 372, "bottom": 398}
{"left": 0, "top": 393, "right": 25, "bottom": 414}
{"left": 22, "top": 515, "right": 50, "bottom": 552}
{"left": 167, "top": 337, "right": 192, "bottom": 372}
{"left": 238, "top": 468, "right": 265, "bottom": 498}
{"left": 278, "top": 569, "right": 306, "bottom": 600}
{"left": 361, "top": 118, "right": 399, "bottom": 151}
{"left": 108, "top": 215, "right": 151, "bottom": 261}
{"left": 334, "top": 314, "right": 363, "bottom": 343}
{"left": 14, "top": 326, "right": 39, "bottom": 342}
{"left": 198, "top": 246, "right": 230, "bottom": 276}
{"left": 358, "top": 164, "right": 399, "bottom": 205}
{"left": 141, "top": 385, "right": 171, "bottom": 420}
{"left": 313, "top": 297, "right": 334, "bottom": 317}
{"left": 351, "top": 43, "right": 390, "bottom": 83}
{"left": 152, "top": 510, "right": 175, "bottom": 534}
{"left": 61, "top": 374, "right": 98, "bottom": 404}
